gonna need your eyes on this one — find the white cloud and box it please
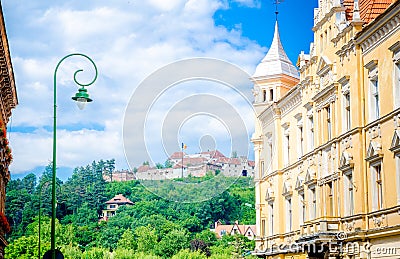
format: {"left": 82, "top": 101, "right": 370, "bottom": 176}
{"left": 3, "top": 0, "right": 265, "bottom": 174}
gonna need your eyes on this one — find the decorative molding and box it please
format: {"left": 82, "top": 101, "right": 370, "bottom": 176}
{"left": 295, "top": 176, "right": 305, "bottom": 192}
{"left": 389, "top": 41, "right": 400, "bottom": 63}
{"left": 282, "top": 181, "right": 293, "bottom": 197}
{"left": 343, "top": 220, "right": 355, "bottom": 232}
{"left": 316, "top": 56, "right": 334, "bottom": 89}
{"left": 372, "top": 214, "right": 386, "bottom": 228}
{"left": 394, "top": 113, "right": 400, "bottom": 129}
{"left": 357, "top": 10, "right": 400, "bottom": 55}
{"left": 312, "top": 82, "right": 338, "bottom": 111}
{"left": 365, "top": 141, "right": 383, "bottom": 162}
{"left": 305, "top": 167, "right": 317, "bottom": 186}
{"left": 368, "top": 124, "right": 381, "bottom": 139}
{"left": 339, "top": 151, "right": 354, "bottom": 171}
{"left": 336, "top": 40, "right": 356, "bottom": 64}
{"left": 341, "top": 135, "right": 353, "bottom": 150}
{"left": 318, "top": 172, "right": 339, "bottom": 186}
{"left": 389, "top": 130, "right": 400, "bottom": 153}
{"left": 0, "top": 35, "right": 17, "bottom": 124}
{"left": 265, "top": 187, "right": 275, "bottom": 203}
{"left": 277, "top": 87, "right": 302, "bottom": 117}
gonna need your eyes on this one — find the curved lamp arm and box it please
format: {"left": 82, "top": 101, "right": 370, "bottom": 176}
{"left": 51, "top": 53, "right": 97, "bottom": 259}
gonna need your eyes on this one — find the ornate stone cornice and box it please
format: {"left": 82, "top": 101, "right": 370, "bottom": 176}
{"left": 313, "top": 6, "right": 347, "bottom": 32}
{"left": 0, "top": 10, "right": 17, "bottom": 124}
{"left": 355, "top": 2, "right": 400, "bottom": 55}
{"left": 312, "top": 83, "right": 338, "bottom": 111}
{"left": 336, "top": 40, "right": 356, "bottom": 64}
{"left": 259, "top": 104, "right": 280, "bottom": 129}
{"left": 277, "top": 86, "right": 302, "bottom": 117}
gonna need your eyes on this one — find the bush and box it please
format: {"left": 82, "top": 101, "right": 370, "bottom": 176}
{"left": 171, "top": 249, "right": 207, "bottom": 259}
{"left": 83, "top": 247, "right": 111, "bottom": 259}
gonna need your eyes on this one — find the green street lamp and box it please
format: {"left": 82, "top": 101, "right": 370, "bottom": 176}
{"left": 50, "top": 53, "right": 97, "bottom": 259}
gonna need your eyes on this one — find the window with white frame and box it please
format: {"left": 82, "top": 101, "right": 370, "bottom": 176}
{"left": 309, "top": 187, "right": 316, "bottom": 219}
{"left": 326, "top": 106, "right": 332, "bottom": 140}
{"left": 339, "top": 76, "right": 351, "bottom": 132}
{"left": 327, "top": 182, "right": 334, "bottom": 216}
{"left": 371, "top": 79, "right": 379, "bottom": 119}
{"left": 365, "top": 60, "right": 379, "bottom": 121}
{"left": 266, "top": 133, "right": 273, "bottom": 174}
{"left": 283, "top": 125, "right": 290, "bottom": 166}
{"left": 269, "top": 88, "right": 274, "bottom": 102}
{"left": 322, "top": 148, "right": 330, "bottom": 178}
{"left": 261, "top": 219, "right": 266, "bottom": 237}
{"left": 285, "top": 198, "right": 292, "bottom": 232}
{"left": 371, "top": 162, "right": 384, "bottom": 211}
{"left": 308, "top": 115, "right": 314, "bottom": 151}
{"left": 299, "top": 193, "right": 305, "bottom": 225}
{"left": 299, "top": 126, "right": 304, "bottom": 158}
{"left": 389, "top": 42, "right": 400, "bottom": 108}
{"left": 295, "top": 114, "right": 303, "bottom": 159}
{"left": 344, "top": 93, "right": 351, "bottom": 131}
{"left": 396, "top": 154, "right": 400, "bottom": 205}
{"left": 268, "top": 203, "right": 274, "bottom": 235}
{"left": 344, "top": 170, "right": 354, "bottom": 216}
{"left": 396, "top": 62, "right": 400, "bottom": 108}
{"left": 260, "top": 160, "right": 264, "bottom": 178}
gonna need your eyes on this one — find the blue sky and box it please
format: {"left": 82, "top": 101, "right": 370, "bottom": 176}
{"left": 2, "top": 0, "right": 317, "bottom": 179}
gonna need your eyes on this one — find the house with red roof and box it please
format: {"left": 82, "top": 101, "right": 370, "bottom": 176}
{"left": 100, "top": 194, "right": 134, "bottom": 220}
{"left": 211, "top": 221, "right": 256, "bottom": 240}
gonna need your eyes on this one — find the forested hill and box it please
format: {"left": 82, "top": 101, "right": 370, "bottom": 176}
{"left": 5, "top": 160, "right": 256, "bottom": 258}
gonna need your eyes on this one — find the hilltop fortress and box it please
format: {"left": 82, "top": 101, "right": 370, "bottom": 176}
{"left": 104, "top": 150, "right": 255, "bottom": 181}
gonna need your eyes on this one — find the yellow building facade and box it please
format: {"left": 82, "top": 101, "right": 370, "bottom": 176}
{"left": 252, "top": 1, "right": 400, "bottom": 258}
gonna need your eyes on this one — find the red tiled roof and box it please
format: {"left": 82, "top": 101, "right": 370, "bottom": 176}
{"left": 137, "top": 165, "right": 151, "bottom": 173}
{"left": 248, "top": 161, "right": 255, "bottom": 167}
{"left": 105, "top": 194, "right": 134, "bottom": 205}
{"left": 169, "top": 151, "right": 186, "bottom": 159}
{"left": 216, "top": 157, "right": 230, "bottom": 164}
{"left": 200, "top": 150, "right": 226, "bottom": 159}
{"left": 359, "top": 0, "right": 394, "bottom": 23}
{"left": 229, "top": 158, "right": 241, "bottom": 165}
{"left": 213, "top": 221, "right": 256, "bottom": 238}
{"left": 177, "top": 157, "right": 207, "bottom": 166}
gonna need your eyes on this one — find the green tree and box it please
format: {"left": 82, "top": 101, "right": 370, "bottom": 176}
{"left": 5, "top": 235, "right": 40, "bottom": 259}
{"left": 74, "top": 202, "right": 98, "bottom": 226}
{"left": 135, "top": 225, "right": 157, "bottom": 253}
{"left": 83, "top": 247, "right": 110, "bottom": 259}
{"left": 156, "top": 228, "right": 190, "bottom": 258}
{"left": 113, "top": 248, "right": 136, "bottom": 259}
{"left": 195, "top": 230, "right": 218, "bottom": 247}
{"left": 155, "top": 163, "right": 164, "bottom": 169}
{"left": 231, "top": 151, "right": 238, "bottom": 158}
{"left": 118, "top": 228, "right": 136, "bottom": 250}
{"left": 164, "top": 160, "right": 173, "bottom": 168}
{"left": 171, "top": 249, "right": 207, "bottom": 259}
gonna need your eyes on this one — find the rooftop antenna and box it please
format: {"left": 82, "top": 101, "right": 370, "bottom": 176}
{"left": 273, "top": 0, "right": 284, "bottom": 21}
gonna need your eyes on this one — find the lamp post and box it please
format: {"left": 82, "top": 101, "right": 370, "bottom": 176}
{"left": 50, "top": 53, "right": 97, "bottom": 259}
{"left": 38, "top": 180, "right": 61, "bottom": 259}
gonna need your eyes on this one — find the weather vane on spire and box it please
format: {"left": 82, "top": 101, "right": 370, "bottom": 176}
{"left": 273, "top": 0, "right": 284, "bottom": 21}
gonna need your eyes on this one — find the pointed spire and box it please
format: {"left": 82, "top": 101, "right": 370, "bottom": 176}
{"left": 252, "top": 21, "right": 299, "bottom": 79}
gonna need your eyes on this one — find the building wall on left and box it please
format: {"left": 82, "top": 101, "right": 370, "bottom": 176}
{"left": 0, "top": 2, "right": 18, "bottom": 258}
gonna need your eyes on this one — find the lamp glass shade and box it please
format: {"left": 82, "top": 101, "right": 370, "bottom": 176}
{"left": 76, "top": 98, "right": 88, "bottom": 110}
{"left": 72, "top": 87, "right": 92, "bottom": 110}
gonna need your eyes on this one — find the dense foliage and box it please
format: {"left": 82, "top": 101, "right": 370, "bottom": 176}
{"left": 5, "top": 160, "right": 256, "bottom": 258}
